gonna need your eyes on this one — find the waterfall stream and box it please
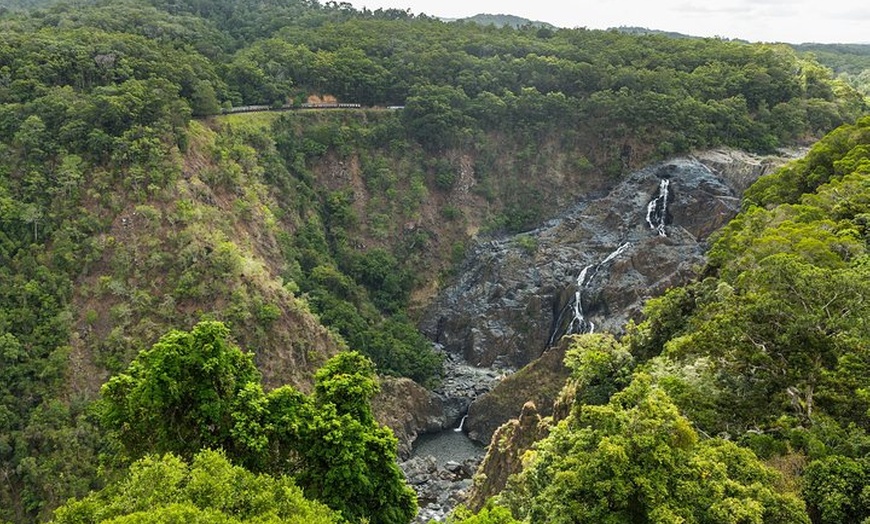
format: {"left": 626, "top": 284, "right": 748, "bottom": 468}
{"left": 412, "top": 153, "right": 788, "bottom": 523}
{"left": 567, "top": 264, "right": 594, "bottom": 334}
{"left": 646, "top": 178, "right": 670, "bottom": 236}
{"left": 551, "top": 177, "right": 673, "bottom": 346}
{"left": 550, "top": 242, "right": 632, "bottom": 345}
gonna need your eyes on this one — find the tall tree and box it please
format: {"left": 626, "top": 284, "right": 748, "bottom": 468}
{"left": 52, "top": 449, "right": 338, "bottom": 524}
{"left": 100, "top": 321, "right": 261, "bottom": 461}
{"left": 98, "top": 322, "right": 416, "bottom": 523}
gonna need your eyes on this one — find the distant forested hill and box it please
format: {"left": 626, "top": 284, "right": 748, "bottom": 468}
{"left": 0, "top": 0, "right": 61, "bottom": 10}
{"left": 458, "top": 13, "right": 556, "bottom": 29}
{"left": 794, "top": 43, "right": 870, "bottom": 96}
{"left": 613, "top": 25, "right": 697, "bottom": 39}
{"left": 0, "top": 0, "right": 867, "bottom": 522}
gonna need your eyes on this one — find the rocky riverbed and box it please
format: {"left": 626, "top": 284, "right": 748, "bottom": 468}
{"left": 376, "top": 349, "right": 502, "bottom": 523}
{"left": 402, "top": 429, "right": 485, "bottom": 523}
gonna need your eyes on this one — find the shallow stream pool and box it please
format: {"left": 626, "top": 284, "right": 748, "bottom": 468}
{"left": 411, "top": 426, "right": 485, "bottom": 465}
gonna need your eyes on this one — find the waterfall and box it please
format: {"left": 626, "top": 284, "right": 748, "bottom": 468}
{"left": 646, "top": 178, "right": 670, "bottom": 237}
{"left": 551, "top": 242, "right": 632, "bottom": 344}
{"left": 454, "top": 415, "right": 468, "bottom": 432}
{"left": 587, "top": 242, "right": 632, "bottom": 283}
{"left": 566, "top": 265, "right": 594, "bottom": 335}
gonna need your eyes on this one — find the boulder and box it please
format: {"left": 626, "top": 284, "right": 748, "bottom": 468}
{"left": 372, "top": 377, "right": 446, "bottom": 459}
{"left": 401, "top": 452, "right": 483, "bottom": 523}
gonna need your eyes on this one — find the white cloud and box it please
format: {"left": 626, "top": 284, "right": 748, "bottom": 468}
{"left": 347, "top": 0, "right": 869, "bottom": 43}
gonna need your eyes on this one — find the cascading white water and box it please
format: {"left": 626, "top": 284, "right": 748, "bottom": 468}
{"left": 555, "top": 242, "right": 633, "bottom": 342}
{"left": 602, "top": 241, "right": 631, "bottom": 263}
{"left": 589, "top": 241, "right": 632, "bottom": 282}
{"left": 646, "top": 178, "right": 670, "bottom": 237}
{"left": 566, "top": 265, "right": 593, "bottom": 335}
{"left": 454, "top": 415, "right": 468, "bottom": 432}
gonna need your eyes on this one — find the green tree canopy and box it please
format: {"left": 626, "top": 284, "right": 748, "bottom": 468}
{"left": 52, "top": 450, "right": 338, "bottom": 524}
{"left": 97, "top": 321, "right": 416, "bottom": 524}
{"left": 501, "top": 376, "right": 809, "bottom": 524}
{"left": 99, "top": 321, "right": 262, "bottom": 460}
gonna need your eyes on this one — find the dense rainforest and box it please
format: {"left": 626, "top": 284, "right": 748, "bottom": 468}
{"left": 0, "top": 0, "right": 868, "bottom": 522}
{"left": 794, "top": 43, "right": 870, "bottom": 98}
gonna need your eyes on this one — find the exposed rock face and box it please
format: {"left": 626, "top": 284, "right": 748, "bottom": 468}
{"left": 693, "top": 148, "right": 794, "bottom": 195}
{"left": 466, "top": 401, "right": 550, "bottom": 511}
{"left": 432, "top": 351, "right": 506, "bottom": 429}
{"left": 372, "top": 377, "right": 446, "bottom": 459}
{"left": 399, "top": 149, "right": 794, "bottom": 520}
{"left": 419, "top": 150, "right": 787, "bottom": 372}
{"left": 465, "top": 341, "right": 570, "bottom": 445}
{"left": 372, "top": 353, "right": 508, "bottom": 460}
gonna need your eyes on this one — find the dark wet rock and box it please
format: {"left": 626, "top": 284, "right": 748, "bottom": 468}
{"left": 419, "top": 151, "right": 789, "bottom": 371}
{"left": 465, "top": 340, "right": 570, "bottom": 445}
{"left": 460, "top": 458, "right": 478, "bottom": 478}
{"left": 401, "top": 452, "right": 483, "bottom": 523}
{"left": 373, "top": 377, "right": 447, "bottom": 460}
{"left": 375, "top": 347, "right": 502, "bottom": 464}
{"left": 402, "top": 455, "right": 439, "bottom": 486}
{"left": 431, "top": 351, "right": 505, "bottom": 427}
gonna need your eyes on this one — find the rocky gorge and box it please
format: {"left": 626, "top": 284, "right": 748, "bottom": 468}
{"left": 376, "top": 148, "right": 797, "bottom": 521}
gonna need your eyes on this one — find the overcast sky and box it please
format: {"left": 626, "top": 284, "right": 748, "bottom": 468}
{"left": 346, "top": 0, "right": 869, "bottom": 44}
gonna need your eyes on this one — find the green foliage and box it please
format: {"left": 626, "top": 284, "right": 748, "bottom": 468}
{"left": 793, "top": 43, "right": 870, "bottom": 97}
{"left": 501, "top": 376, "right": 808, "bottom": 523}
{"left": 802, "top": 455, "right": 870, "bottom": 524}
{"left": 626, "top": 283, "right": 702, "bottom": 362}
{"left": 314, "top": 351, "right": 379, "bottom": 423}
{"left": 299, "top": 403, "right": 416, "bottom": 524}
{"left": 403, "top": 84, "right": 474, "bottom": 152}
{"left": 98, "top": 322, "right": 416, "bottom": 523}
{"left": 621, "top": 115, "right": 870, "bottom": 444}
{"left": 656, "top": 254, "right": 869, "bottom": 434}
{"left": 448, "top": 503, "right": 520, "bottom": 524}
{"left": 743, "top": 116, "right": 870, "bottom": 208}
{"left": 1, "top": 1, "right": 868, "bottom": 520}
{"left": 590, "top": 115, "right": 870, "bottom": 524}
{"left": 563, "top": 333, "right": 635, "bottom": 407}
{"left": 99, "top": 321, "right": 262, "bottom": 460}
{"left": 52, "top": 450, "right": 338, "bottom": 524}
{"left": 512, "top": 235, "right": 537, "bottom": 256}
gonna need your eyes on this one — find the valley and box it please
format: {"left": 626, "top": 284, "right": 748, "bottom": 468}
{"left": 0, "top": 1, "right": 868, "bottom": 522}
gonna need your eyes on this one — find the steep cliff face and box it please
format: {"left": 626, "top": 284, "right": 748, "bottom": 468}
{"left": 464, "top": 342, "right": 569, "bottom": 445}
{"left": 372, "top": 377, "right": 447, "bottom": 459}
{"left": 466, "top": 401, "right": 550, "bottom": 511}
{"left": 66, "top": 121, "right": 345, "bottom": 398}
{"left": 419, "top": 149, "right": 788, "bottom": 372}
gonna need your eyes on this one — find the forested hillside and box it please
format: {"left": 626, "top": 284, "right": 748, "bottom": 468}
{"left": 794, "top": 43, "right": 870, "bottom": 97}
{"left": 0, "top": 0, "right": 867, "bottom": 522}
